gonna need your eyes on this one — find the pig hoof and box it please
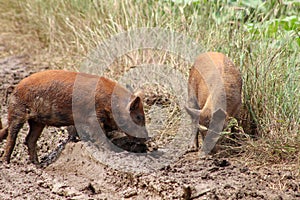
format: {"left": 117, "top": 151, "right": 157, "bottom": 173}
{"left": 36, "top": 163, "right": 45, "bottom": 169}
{"left": 68, "top": 135, "right": 80, "bottom": 143}
{"left": 2, "top": 157, "right": 11, "bottom": 164}
{"left": 199, "top": 151, "right": 208, "bottom": 158}
{"left": 186, "top": 146, "right": 199, "bottom": 153}
{"left": 29, "top": 159, "right": 40, "bottom": 166}
{"left": 2, "top": 161, "right": 10, "bottom": 168}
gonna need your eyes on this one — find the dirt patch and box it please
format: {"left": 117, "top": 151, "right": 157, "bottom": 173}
{"left": 2, "top": 140, "right": 299, "bottom": 199}
{"left": 0, "top": 21, "right": 299, "bottom": 200}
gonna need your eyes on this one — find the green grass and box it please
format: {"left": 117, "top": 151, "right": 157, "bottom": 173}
{"left": 0, "top": 0, "right": 299, "bottom": 168}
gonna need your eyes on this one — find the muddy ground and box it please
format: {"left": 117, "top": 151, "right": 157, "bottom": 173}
{"left": 0, "top": 30, "right": 299, "bottom": 200}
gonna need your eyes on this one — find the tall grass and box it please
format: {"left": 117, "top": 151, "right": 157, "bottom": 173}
{"left": 0, "top": 0, "right": 299, "bottom": 167}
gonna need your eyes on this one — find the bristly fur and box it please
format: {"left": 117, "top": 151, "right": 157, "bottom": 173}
{"left": 1, "top": 70, "right": 148, "bottom": 164}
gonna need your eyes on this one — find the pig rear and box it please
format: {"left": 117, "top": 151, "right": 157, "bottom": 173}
{"left": 185, "top": 52, "right": 242, "bottom": 154}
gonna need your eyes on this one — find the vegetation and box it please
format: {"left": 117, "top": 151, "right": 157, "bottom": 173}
{"left": 1, "top": 0, "right": 299, "bottom": 171}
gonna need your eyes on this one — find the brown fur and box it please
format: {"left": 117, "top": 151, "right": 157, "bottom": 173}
{"left": 0, "top": 70, "right": 148, "bottom": 164}
{"left": 186, "top": 52, "right": 242, "bottom": 152}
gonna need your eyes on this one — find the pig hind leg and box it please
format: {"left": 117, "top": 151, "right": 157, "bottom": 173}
{"left": 0, "top": 127, "right": 8, "bottom": 142}
{"left": 187, "top": 127, "right": 200, "bottom": 152}
{"left": 2, "top": 120, "right": 24, "bottom": 163}
{"left": 24, "top": 119, "right": 45, "bottom": 164}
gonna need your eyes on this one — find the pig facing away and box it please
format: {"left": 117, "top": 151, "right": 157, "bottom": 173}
{"left": 185, "top": 52, "right": 242, "bottom": 154}
{"left": 0, "top": 70, "right": 148, "bottom": 164}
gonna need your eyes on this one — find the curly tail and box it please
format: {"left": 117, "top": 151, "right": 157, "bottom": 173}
{"left": 0, "top": 118, "right": 8, "bottom": 142}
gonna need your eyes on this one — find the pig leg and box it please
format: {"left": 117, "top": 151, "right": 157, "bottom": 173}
{"left": 0, "top": 127, "right": 8, "bottom": 142}
{"left": 187, "top": 125, "right": 200, "bottom": 152}
{"left": 200, "top": 131, "right": 206, "bottom": 143}
{"left": 25, "top": 120, "right": 45, "bottom": 164}
{"left": 2, "top": 120, "right": 24, "bottom": 163}
{"left": 194, "top": 128, "right": 200, "bottom": 149}
{"left": 66, "top": 125, "right": 79, "bottom": 142}
{"left": 188, "top": 128, "right": 199, "bottom": 152}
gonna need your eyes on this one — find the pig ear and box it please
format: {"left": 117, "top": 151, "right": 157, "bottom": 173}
{"left": 184, "top": 105, "right": 201, "bottom": 118}
{"left": 212, "top": 108, "right": 226, "bottom": 122}
{"left": 128, "top": 96, "right": 141, "bottom": 112}
{"left": 187, "top": 95, "right": 200, "bottom": 110}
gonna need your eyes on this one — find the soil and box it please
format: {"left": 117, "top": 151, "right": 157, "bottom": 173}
{"left": 0, "top": 22, "right": 299, "bottom": 200}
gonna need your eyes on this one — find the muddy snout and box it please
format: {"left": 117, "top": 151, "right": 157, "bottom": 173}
{"left": 125, "top": 128, "right": 151, "bottom": 143}
{"left": 141, "top": 129, "right": 151, "bottom": 141}
{"left": 117, "top": 116, "right": 150, "bottom": 140}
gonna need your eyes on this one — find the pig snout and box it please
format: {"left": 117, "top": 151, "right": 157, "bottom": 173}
{"left": 118, "top": 121, "right": 149, "bottom": 139}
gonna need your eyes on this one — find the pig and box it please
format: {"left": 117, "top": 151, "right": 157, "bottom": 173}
{"left": 185, "top": 52, "right": 242, "bottom": 154}
{"left": 0, "top": 70, "right": 148, "bottom": 164}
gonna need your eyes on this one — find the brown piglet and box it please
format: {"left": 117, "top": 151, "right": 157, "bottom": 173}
{"left": 0, "top": 70, "right": 149, "bottom": 164}
{"left": 185, "top": 52, "right": 242, "bottom": 155}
